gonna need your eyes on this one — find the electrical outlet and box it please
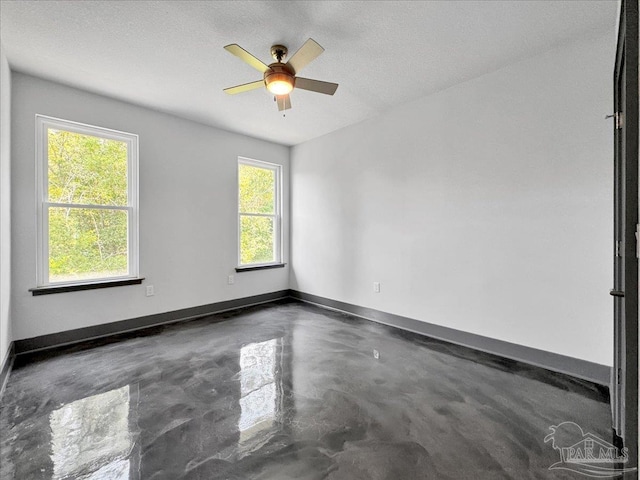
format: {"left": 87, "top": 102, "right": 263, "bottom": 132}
{"left": 373, "top": 349, "right": 380, "bottom": 359}
{"left": 146, "top": 285, "right": 154, "bottom": 297}
{"left": 228, "top": 275, "right": 235, "bottom": 285}
{"left": 373, "top": 282, "right": 381, "bottom": 293}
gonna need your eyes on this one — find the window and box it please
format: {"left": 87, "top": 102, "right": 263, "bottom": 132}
{"left": 36, "top": 115, "right": 139, "bottom": 287}
{"left": 238, "top": 158, "right": 281, "bottom": 267}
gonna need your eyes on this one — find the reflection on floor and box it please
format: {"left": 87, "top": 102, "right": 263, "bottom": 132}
{"left": 0, "top": 300, "right": 612, "bottom": 479}
{"left": 239, "top": 338, "right": 280, "bottom": 445}
{"left": 50, "top": 385, "right": 137, "bottom": 479}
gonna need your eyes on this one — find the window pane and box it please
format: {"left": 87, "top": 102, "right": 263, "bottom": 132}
{"left": 239, "top": 164, "right": 275, "bottom": 214}
{"left": 240, "top": 215, "right": 274, "bottom": 265}
{"left": 48, "top": 129, "right": 128, "bottom": 206}
{"left": 49, "top": 207, "right": 128, "bottom": 282}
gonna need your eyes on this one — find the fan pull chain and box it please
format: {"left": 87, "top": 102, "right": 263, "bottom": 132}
{"left": 274, "top": 96, "right": 286, "bottom": 117}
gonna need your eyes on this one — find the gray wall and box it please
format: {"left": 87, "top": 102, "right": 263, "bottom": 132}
{"left": 11, "top": 73, "right": 290, "bottom": 340}
{"left": 0, "top": 47, "right": 11, "bottom": 369}
{"left": 290, "top": 34, "right": 614, "bottom": 366}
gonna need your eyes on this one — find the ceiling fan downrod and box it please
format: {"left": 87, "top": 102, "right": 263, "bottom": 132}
{"left": 270, "top": 45, "right": 288, "bottom": 63}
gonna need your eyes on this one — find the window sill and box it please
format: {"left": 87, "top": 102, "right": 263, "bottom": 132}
{"left": 29, "top": 278, "right": 144, "bottom": 296}
{"left": 235, "top": 263, "right": 286, "bottom": 273}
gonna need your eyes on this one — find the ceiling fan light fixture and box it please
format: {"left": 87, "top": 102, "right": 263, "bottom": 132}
{"left": 224, "top": 39, "right": 338, "bottom": 111}
{"left": 264, "top": 71, "right": 294, "bottom": 95}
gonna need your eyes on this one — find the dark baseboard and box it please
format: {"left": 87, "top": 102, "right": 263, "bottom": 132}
{"left": 289, "top": 290, "right": 611, "bottom": 386}
{"left": 0, "top": 342, "right": 15, "bottom": 399}
{"left": 14, "top": 290, "right": 291, "bottom": 355}
{"left": 8, "top": 288, "right": 611, "bottom": 388}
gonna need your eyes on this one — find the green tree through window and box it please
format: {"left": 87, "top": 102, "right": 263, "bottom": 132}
{"left": 37, "top": 116, "right": 138, "bottom": 286}
{"left": 238, "top": 160, "right": 281, "bottom": 265}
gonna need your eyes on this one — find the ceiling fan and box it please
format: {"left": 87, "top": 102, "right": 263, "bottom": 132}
{"left": 223, "top": 38, "right": 338, "bottom": 112}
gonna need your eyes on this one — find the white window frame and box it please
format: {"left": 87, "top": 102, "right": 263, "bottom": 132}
{"left": 35, "top": 115, "right": 139, "bottom": 287}
{"left": 237, "top": 157, "right": 282, "bottom": 267}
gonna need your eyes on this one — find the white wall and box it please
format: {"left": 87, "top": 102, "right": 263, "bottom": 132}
{"left": 12, "top": 73, "right": 289, "bottom": 340}
{"left": 0, "top": 47, "right": 11, "bottom": 368}
{"left": 291, "top": 33, "right": 614, "bottom": 366}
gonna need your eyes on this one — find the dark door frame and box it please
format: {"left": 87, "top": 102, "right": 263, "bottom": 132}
{"left": 613, "top": 0, "right": 638, "bottom": 475}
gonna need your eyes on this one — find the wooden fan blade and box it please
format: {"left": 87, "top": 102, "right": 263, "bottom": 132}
{"left": 223, "top": 80, "right": 264, "bottom": 95}
{"left": 286, "top": 38, "right": 324, "bottom": 74}
{"left": 277, "top": 94, "right": 292, "bottom": 111}
{"left": 295, "top": 77, "right": 338, "bottom": 95}
{"left": 224, "top": 44, "right": 269, "bottom": 73}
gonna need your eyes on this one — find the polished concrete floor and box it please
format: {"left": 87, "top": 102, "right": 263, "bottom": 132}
{"left": 0, "top": 300, "right": 614, "bottom": 479}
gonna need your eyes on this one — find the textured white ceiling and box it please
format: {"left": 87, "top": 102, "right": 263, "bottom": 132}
{"left": 0, "top": 0, "right": 617, "bottom": 146}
